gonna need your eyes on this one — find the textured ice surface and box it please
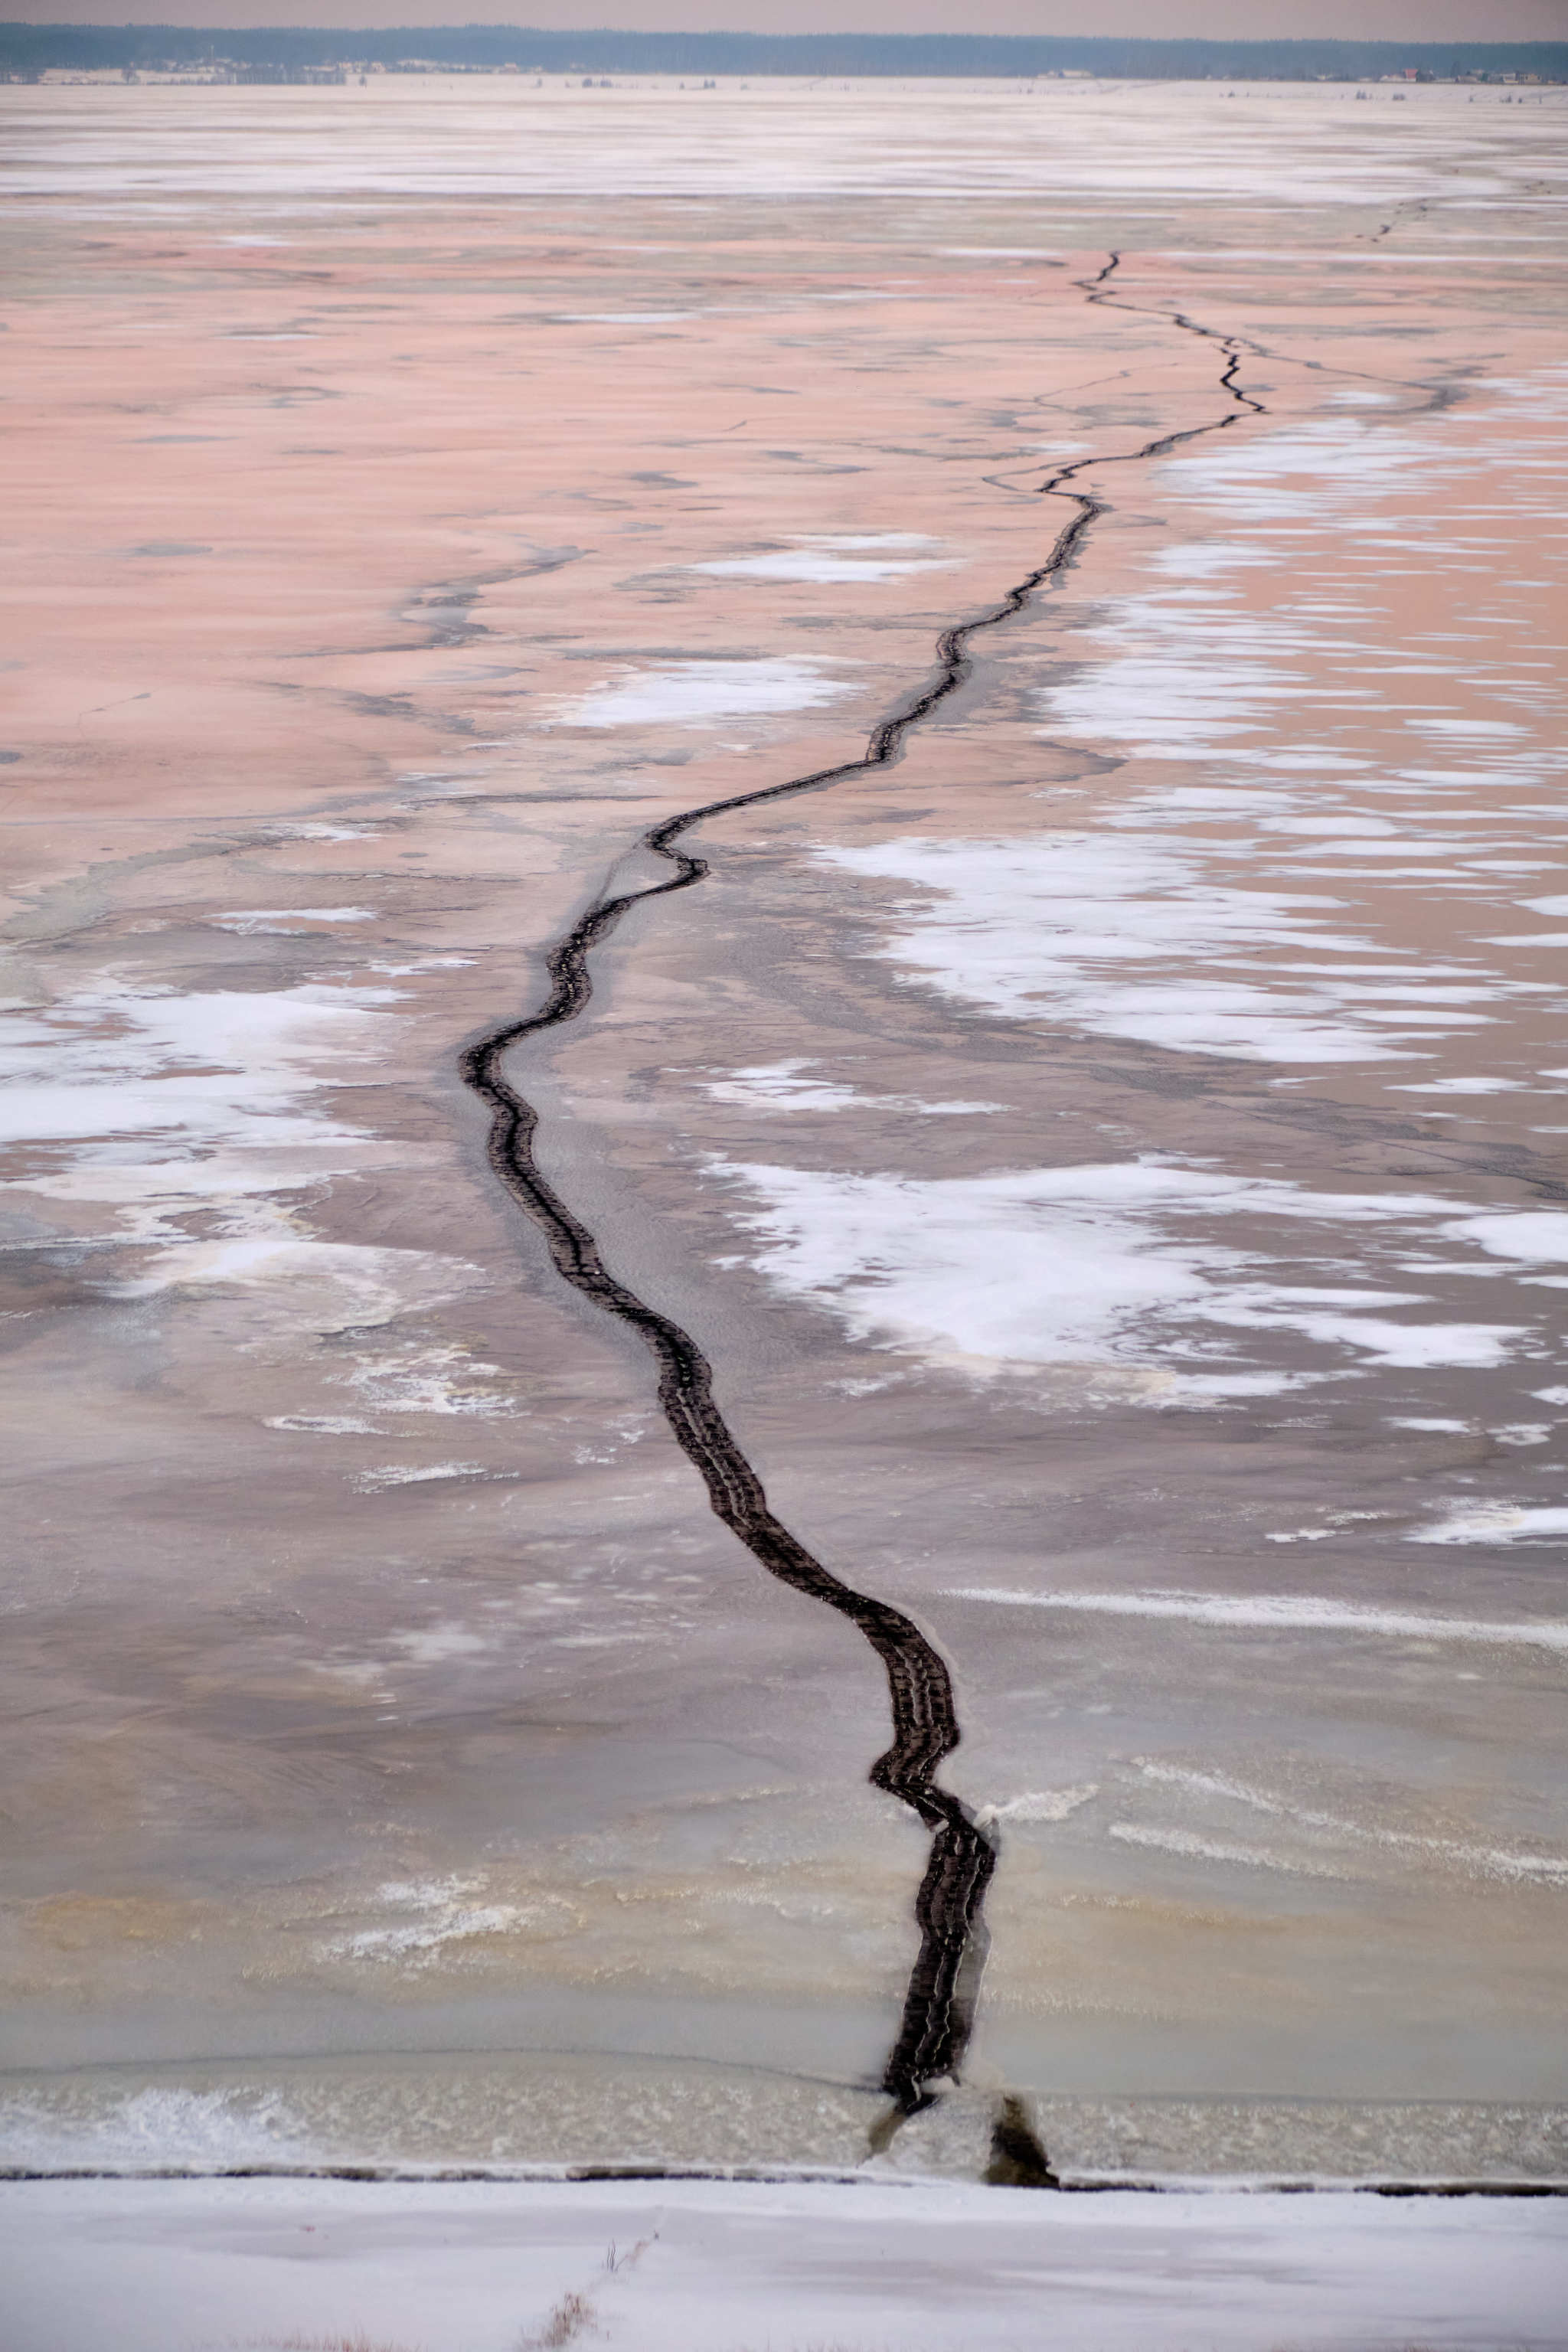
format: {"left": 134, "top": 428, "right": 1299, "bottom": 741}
{"left": 5, "top": 2052, "right": 1566, "bottom": 2185}
{"left": 6, "top": 77, "right": 1556, "bottom": 209}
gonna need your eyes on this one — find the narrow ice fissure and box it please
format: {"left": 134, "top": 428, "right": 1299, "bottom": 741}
{"left": 459, "top": 256, "right": 1266, "bottom": 2128}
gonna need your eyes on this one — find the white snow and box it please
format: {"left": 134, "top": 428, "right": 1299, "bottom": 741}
{"left": 705, "top": 1155, "right": 1532, "bottom": 1390}
{"left": 978, "top": 1784, "right": 1098, "bottom": 1825}
{"left": 211, "top": 906, "right": 375, "bottom": 932}
{"left": 818, "top": 831, "right": 1447, "bottom": 1064}
{"left": 0, "top": 981, "right": 398, "bottom": 1154}
{"left": 1108, "top": 1820, "right": 1348, "bottom": 1877}
{"left": 0, "top": 976, "right": 410, "bottom": 1293}
{"left": 3, "top": 2177, "right": 1566, "bottom": 2352}
{"left": 1410, "top": 1504, "right": 1568, "bottom": 1547}
{"left": 557, "top": 657, "right": 851, "bottom": 729}
{"left": 1450, "top": 1211, "right": 1568, "bottom": 1264}
{"left": 116, "top": 1239, "right": 486, "bottom": 1334}
{"left": 389, "top": 1624, "right": 488, "bottom": 1664}
{"left": 312, "top": 1877, "right": 558, "bottom": 1967}
{"left": 1128, "top": 1759, "right": 1568, "bottom": 1888}
{"left": 0, "top": 2091, "right": 313, "bottom": 2176}
{"left": 344, "top": 1343, "right": 519, "bottom": 1417}
{"left": 692, "top": 534, "right": 956, "bottom": 584}
{"left": 265, "top": 1414, "right": 380, "bottom": 1436}
{"left": 354, "top": 1462, "right": 489, "bottom": 1492}
{"left": 703, "top": 1059, "right": 998, "bottom": 1116}
{"left": 950, "top": 1585, "right": 1568, "bottom": 1652}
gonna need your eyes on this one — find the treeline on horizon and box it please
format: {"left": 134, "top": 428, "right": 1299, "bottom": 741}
{"left": 3, "top": 24, "right": 1566, "bottom": 78}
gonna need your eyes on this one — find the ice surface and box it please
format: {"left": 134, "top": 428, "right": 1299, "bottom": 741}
{"left": 703, "top": 1058, "right": 998, "bottom": 1116}
{"left": 693, "top": 534, "right": 956, "bottom": 584}
{"left": 353, "top": 1462, "right": 490, "bottom": 1492}
{"left": 825, "top": 832, "right": 1486, "bottom": 1063}
{"left": 1411, "top": 1502, "right": 1568, "bottom": 1546}
{"left": 0, "top": 979, "right": 426, "bottom": 1319}
{"left": 707, "top": 1155, "right": 1537, "bottom": 1393}
{"left": 117, "top": 1240, "right": 486, "bottom": 1334}
{"left": 953, "top": 1586, "right": 1568, "bottom": 1651}
{"left": 211, "top": 906, "right": 375, "bottom": 931}
{"left": 7, "top": 77, "right": 1550, "bottom": 209}
{"left": 7, "top": 73, "right": 1567, "bottom": 2180}
{"left": 4, "top": 2176, "right": 1567, "bottom": 2352}
{"left": 0, "top": 2089, "right": 313, "bottom": 2174}
{"left": 559, "top": 657, "right": 851, "bottom": 728}
{"left": 0, "top": 982, "right": 398, "bottom": 1150}
{"left": 818, "top": 821, "right": 1551, "bottom": 1066}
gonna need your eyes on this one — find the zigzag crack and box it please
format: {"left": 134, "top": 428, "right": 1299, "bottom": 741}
{"left": 459, "top": 251, "right": 1266, "bottom": 2121}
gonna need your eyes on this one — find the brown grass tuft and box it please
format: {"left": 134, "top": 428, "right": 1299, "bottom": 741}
{"left": 253, "top": 2336, "right": 426, "bottom": 2352}
{"left": 519, "top": 2288, "right": 599, "bottom": 2350}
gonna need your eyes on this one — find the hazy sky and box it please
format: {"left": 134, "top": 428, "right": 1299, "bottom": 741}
{"left": 14, "top": 0, "right": 1568, "bottom": 34}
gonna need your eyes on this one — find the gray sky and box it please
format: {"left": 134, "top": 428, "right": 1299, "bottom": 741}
{"left": 13, "top": 0, "right": 1568, "bottom": 34}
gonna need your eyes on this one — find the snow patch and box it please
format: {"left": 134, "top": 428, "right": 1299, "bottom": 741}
{"left": 559, "top": 658, "right": 851, "bottom": 730}
{"left": 951, "top": 1586, "right": 1568, "bottom": 1653}
{"left": 705, "top": 1155, "right": 1527, "bottom": 1390}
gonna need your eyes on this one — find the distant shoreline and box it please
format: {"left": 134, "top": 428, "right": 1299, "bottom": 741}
{"left": 2, "top": 27, "right": 1566, "bottom": 86}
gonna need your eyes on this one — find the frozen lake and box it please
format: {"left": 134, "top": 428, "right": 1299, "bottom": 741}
{"left": 1, "top": 74, "right": 1565, "bottom": 2206}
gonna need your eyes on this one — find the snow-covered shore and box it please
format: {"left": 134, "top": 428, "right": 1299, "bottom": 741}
{"left": 4, "top": 2175, "right": 1567, "bottom": 2352}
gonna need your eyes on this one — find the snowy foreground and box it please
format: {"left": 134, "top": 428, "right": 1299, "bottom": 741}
{"left": 3, "top": 2177, "right": 1567, "bottom": 2352}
